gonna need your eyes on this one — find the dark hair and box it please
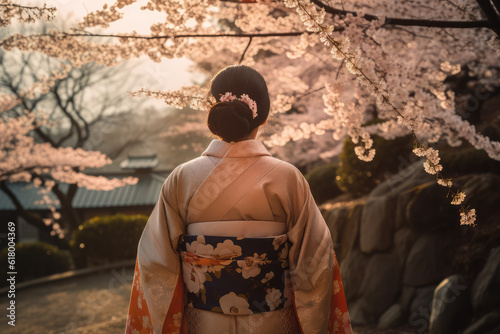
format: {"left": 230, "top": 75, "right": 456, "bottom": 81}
{"left": 208, "top": 65, "right": 270, "bottom": 142}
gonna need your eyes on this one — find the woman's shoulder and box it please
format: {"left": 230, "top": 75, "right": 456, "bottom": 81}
{"left": 268, "top": 156, "right": 304, "bottom": 178}
{"left": 168, "top": 156, "right": 214, "bottom": 179}
{"left": 264, "top": 156, "right": 309, "bottom": 191}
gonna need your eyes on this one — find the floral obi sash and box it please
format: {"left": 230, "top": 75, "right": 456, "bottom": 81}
{"left": 179, "top": 234, "right": 290, "bottom": 315}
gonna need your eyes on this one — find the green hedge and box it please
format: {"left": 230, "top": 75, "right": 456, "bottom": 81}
{"left": 71, "top": 214, "right": 147, "bottom": 267}
{"left": 305, "top": 162, "right": 343, "bottom": 204}
{"left": 336, "top": 135, "right": 413, "bottom": 195}
{"left": 0, "top": 242, "right": 71, "bottom": 286}
{"left": 439, "top": 144, "right": 500, "bottom": 177}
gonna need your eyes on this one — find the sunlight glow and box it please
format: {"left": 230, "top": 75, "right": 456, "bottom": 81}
{"left": 37, "top": 0, "right": 199, "bottom": 91}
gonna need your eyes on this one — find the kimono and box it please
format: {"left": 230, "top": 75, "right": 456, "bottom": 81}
{"left": 126, "top": 139, "right": 351, "bottom": 334}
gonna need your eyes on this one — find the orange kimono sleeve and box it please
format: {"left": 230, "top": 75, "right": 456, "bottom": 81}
{"left": 126, "top": 260, "right": 185, "bottom": 334}
{"left": 125, "top": 168, "right": 187, "bottom": 334}
{"left": 328, "top": 251, "right": 352, "bottom": 333}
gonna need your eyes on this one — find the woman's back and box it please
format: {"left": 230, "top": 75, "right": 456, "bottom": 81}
{"left": 125, "top": 65, "right": 351, "bottom": 334}
{"left": 170, "top": 139, "right": 308, "bottom": 229}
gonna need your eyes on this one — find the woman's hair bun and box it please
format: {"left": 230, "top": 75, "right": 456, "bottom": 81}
{"left": 208, "top": 100, "right": 252, "bottom": 142}
{"left": 208, "top": 65, "right": 270, "bottom": 142}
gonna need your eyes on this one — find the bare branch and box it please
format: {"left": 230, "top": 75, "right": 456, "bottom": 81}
{"left": 476, "top": 0, "right": 500, "bottom": 35}
{"left": 61, "top": 31, "right": 306, "bottom": 40}
{"left": 493, "top": 0, "right": 500, "bottom": 14}
{"left": 239, "top": 37, "right": 253, "bottom": 63}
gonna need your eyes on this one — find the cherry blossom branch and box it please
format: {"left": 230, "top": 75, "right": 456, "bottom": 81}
{"left": 0, "top": 2, "right": 56, "bottom": 27}
{"left": 287, "top": 0, "right": 477, "bottom": 226}
{"left": 311, "top": 0, "right": 492, "bottom": 30}
{"left": 62, "top": 31, "right": 306, "bottom": 39}
{"left": 128, "top": 87, "right": 214, "bottom": 111}
{"left": 228, "top": 0, "right": 493, "bottom": 31}
{"left": 71, "top": 0, "right": 495, "bottom": 37}
{"left": 0, "top": 31, "right": 307, "bottom": 50}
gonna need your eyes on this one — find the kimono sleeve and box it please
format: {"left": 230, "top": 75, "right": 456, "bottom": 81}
{"left": 287, "top": 173, "right": 352, "bottom": 334}
{"left": 126, "top": 167, "right": 186, "bottom": 334}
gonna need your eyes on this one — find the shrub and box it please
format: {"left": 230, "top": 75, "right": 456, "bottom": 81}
{"left": 71, "top": 213, "right": 147, "bottom": 267}
{"left": 0, "top": 242, "right": 71, "bottom": 286}
{"left": 336, "top": 135, "right": 413, "bottom": 195}
{"left": 305, "top": 162, "right": 343, "bottom": 203}
{"left": 439, "top": 143, "right": 500, "bottom": 177}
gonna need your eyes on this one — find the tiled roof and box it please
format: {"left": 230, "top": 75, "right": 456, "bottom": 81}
{"left": 0, "top": 173, "right": 168, "bottom": 211}
{"left": 120, "top": 154, "right": 159, "bottom": 170}
{"left": 0, "top": 183, "right": 63, "bottom": 210}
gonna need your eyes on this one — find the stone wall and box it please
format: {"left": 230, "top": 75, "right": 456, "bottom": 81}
{"left": 321, "top": 162, "right": 500, "bottom": 333}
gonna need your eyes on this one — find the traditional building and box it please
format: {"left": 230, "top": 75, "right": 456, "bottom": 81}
{"left": 0, "top": 154, "right": 169, "bottom": 244}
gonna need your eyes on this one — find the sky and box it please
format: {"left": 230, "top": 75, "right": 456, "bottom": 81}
{"left": 44, "top": 0, "right": 160, "bottom": 34}
{"left": 39, "top": 0, "right": 201, "bottom": 92}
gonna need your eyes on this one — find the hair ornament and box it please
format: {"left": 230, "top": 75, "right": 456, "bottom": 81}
{"left": 219, "top": 92, "right": 258, "bottom": 119}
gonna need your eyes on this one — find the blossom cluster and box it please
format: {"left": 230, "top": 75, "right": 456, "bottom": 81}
{"left": 412, "top": 147, "right": 443, "bottom": 175}
{"left": 284, "top": 0, "right": 327, "bottom": 33}
{"left": 270, "top": 94, "right": 296, "bottom": 115}
{"left": 0, "top": 1, "right": 56, "bottom": 27}
{"left": 460, "top": 208, "right": 476, "bottom": 227}
{"left": 76, "top": 0, "right": 139, "bottom": 29}
{"left": 1, "top": 32, "right": 141, "bottom": 67}
{"left": 78, "top": 3, "right": 123, "bottom": 30}
{"left": 451, "top": 192, "right": 466, "bottom": 205}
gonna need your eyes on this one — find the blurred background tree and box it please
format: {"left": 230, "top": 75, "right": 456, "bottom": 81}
{"left": 0, "top": 21, "right": 153, "bottom": 243}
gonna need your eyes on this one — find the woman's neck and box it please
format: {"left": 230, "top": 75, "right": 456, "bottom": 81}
{"left": 228, "top": 127, "right": 259, "bottom": 143}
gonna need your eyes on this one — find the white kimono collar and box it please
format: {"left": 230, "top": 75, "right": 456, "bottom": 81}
{"left": 201, "top": 139, "right": 272, "bottom": 158}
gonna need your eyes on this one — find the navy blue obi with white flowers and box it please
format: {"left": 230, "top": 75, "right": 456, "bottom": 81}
{"left": 179, "top": 234, "right": 290, "bottom": 315}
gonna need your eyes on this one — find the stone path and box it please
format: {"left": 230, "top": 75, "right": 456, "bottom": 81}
{"left": 0, "top": 264, "right": 134, "bottom": 334}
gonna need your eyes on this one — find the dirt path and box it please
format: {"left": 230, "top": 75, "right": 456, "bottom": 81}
{"left": 0, "top": 264, "right": 423, "bottom": 333}
{"left": 0, "top": 264, "right": 134, "bottom": 334}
